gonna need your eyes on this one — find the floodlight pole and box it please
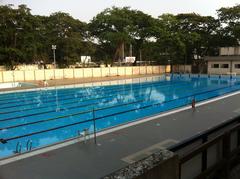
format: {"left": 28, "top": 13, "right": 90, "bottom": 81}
{"left": 53, "top": 49, "right": 56, "bottom": 68}
{"left": 52, "top": 45, "right": 57, "bottom": 68}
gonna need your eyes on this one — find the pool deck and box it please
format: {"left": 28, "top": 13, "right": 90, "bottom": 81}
{"left": 1, "top": 92, "right": 240, "bottom": 179}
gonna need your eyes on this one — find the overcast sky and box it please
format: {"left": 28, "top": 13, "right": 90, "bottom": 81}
{"left": 1, "top": 0, "right": 239, "bottom": 22}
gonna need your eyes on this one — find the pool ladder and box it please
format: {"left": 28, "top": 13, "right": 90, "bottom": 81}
{"left": 14, "top": 140, "right": 32, "bottom": 154}
{"left": 15, "top": 142, "right": 22, "bottom": 153}
{"left": 26, "top": 140, "right": 33, "bottom": 151}
{"left": 77, "top": 129, "right": 90, "bottom": 143}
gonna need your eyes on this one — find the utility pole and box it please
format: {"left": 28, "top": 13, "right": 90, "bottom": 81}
{"left": 129, "top": 44, "right": 132, "bottom": 57}
{"left": 52, "top": 45, "right": 57, "bottom": 68}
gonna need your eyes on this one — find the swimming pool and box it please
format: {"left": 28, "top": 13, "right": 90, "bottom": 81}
{"left": 0, "top": 74, "right": 240, "bottom": 159}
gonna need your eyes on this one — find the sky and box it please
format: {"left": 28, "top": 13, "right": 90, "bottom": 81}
{"left": 1, "top": 0, "right": 239, "bottom": 22}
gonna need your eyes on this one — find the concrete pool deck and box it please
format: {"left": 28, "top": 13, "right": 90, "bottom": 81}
{"left": 0, "top": 92, "right": 240, "bottom": 179}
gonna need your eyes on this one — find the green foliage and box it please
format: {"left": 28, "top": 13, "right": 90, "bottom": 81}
{"left": 217, "top": 5, "right": 240, "bottom": 44}
{"left": 0, "top": 4, "right": 239, "bottom": 67}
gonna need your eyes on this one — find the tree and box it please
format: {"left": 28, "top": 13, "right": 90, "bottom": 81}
{"left": 89, "top": 7, "right": 134, "bottom": 64}
{"left": 217, "top": 4, "right": 240, "bottom": 45}
{"left": 45, "top": 12, "right": 90, "bottom": 67}
{"left": 0, "top": 4, "right": 239, "bottom": 68}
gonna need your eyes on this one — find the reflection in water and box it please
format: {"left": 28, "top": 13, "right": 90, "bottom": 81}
{"left": 166, "top": 76, "right": 171, "bottom": 81}
{"left": 55, "top": 88, "right": 60, "bottom": 112}
{"left": 148, "top": 88, "right": 166, "bottom": 103}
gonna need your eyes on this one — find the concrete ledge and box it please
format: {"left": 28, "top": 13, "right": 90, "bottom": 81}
{"left": 103, "top": 149, "right": 179, "bottom": 179}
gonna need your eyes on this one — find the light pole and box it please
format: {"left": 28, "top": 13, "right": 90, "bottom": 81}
{"left": 52, "top": 45, "right": 57, "bottom": 68}
{"left": 168, "top": 59, "right": 171, "bottom": 73}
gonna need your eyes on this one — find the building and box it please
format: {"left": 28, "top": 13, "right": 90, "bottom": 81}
{"left": 205, "top": 47, "right": 240, "bottom": 75}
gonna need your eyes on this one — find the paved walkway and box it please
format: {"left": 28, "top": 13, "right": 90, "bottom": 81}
{"left": 0, "top": 93, "right": 240, "bottom": 179}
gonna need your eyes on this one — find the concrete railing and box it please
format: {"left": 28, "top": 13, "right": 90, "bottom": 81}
{"left": 104, "top": 115, "right": 240, "bottom": 179}
{"left": 0, "top": 66, "right": 170, "bottom": 83}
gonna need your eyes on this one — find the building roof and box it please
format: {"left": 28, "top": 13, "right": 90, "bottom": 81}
{"left": 205, "top": 55, "right": 240, "bottom": 61}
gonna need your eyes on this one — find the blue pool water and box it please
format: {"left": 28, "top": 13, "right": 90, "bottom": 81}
{"left": 0, "top": 74, "right": 240, "bottom": 159}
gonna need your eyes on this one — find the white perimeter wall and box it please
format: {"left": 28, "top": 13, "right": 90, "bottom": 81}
{"left": 0, "top": 66, "right": 169, "bottom": 83}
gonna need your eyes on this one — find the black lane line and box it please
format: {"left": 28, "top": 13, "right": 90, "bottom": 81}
{"left": 0, "top": 88, "right": 135, "bottom": 115}
{"left": 0, "top": 92, "right": 145, "bottom": 122}
{"left": 1, "top": 83, "right": 239, "bottom": 132}
{"left": 2, "top": 75, "right": 207, "bottom": 107}
{"left": 0, "top": 80, "right": 205, "bottom": 121}
{"left": 2, "top": 83, "right": 240, "bottom": 143}
{"left": 0, "top": 80, "right": 188, "bottom": 110}
{"left": 0, "top": 78, "right": 174, "bottom": 106}
{"left": 0, "top": 81, "right": 226, "bottom": 123}
{"left": 0, "top": 79, "right": 175, "bottom": 106}
{"left": 0, "top": 74, "right": 233, "bottom": 102}
{"left": 0, "top": 99, "right": 145, "bottom": 130}
{"left": 0, "top": 75, "right": 197, "bottom": 105}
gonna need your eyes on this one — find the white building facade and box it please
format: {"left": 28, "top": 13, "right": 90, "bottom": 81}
{"left": 206, "top": 47, "right": 240, "bottom": 75}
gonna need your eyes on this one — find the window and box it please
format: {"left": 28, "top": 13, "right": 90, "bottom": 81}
{"left": 220, "top": 64, "right": 229, "bottom": 68}
{"left": 235, "top": 64, "right": 240, "bottom": 69}
{"left": 211, "top": 64, "right": 219, "bottom": 68}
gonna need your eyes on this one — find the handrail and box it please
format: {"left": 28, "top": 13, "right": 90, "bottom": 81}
{"left": 168, "top": 115, "right": 240, "bottom": 152}
{"left": 26, "top": 140, "right": 33, "bottom": 151}
{"left": 179, "top": 125, "right": 239, "bottom": 163}
{"left": 15, "top": 142, "right": 22, "bottom": 153}
{"left": 176, "top": 120, "right": 240, "bottom": 179}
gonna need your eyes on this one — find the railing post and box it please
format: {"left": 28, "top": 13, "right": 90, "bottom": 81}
{"left": 238, "top": 129, "right": 240, "bottom": 147}
{"left": 222, "top": 132, "right": 231, "bottom": 178}
{"left": 202, "top": 135, "right": 208, "bottom": 172}
{"left": 237, "top": 120, "right": 240, "bottom": 147}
